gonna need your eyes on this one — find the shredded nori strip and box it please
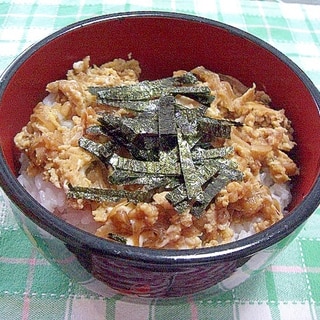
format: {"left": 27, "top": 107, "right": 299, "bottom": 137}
{"left": 89, "top": 72, "right": 199, "bottom": 102}
{"left": 165, "top": 184, "right": 188, "bottom": 207}
{"left": 191, "top": 146, "right": 234, "bottom": 163}
{"left": 177, "top": 129, "right": 204, "bottom": 202}
{"left": 164, "top": 160, "right": 219, "bottom": 211}
{"left": 68, "top": 184, "right": 154, "bottom": 203}
{"left": 68, "top": 71, "right": 244, "bottom": 217}
{"left": 109, "top": 169, "right": 179, "bottom": 189}
{"left": 89, "top": 72, "right": 197, "bottom": 92}
{"left": 191, "top": 175, "right": 230, "bottom": 217}
{"left": 108, "top": 233, "right": 127, "bottom": 244}
{"left": 198, "top": 117, "right": 242, "bottom": 140}
{"left": 85, "top": 125, "right": 109, "bottom": 136}
{"left": 99, "top": 113, "right": 158, "bottom": 138}
{"left": 98, "top": 113, "right": 159, "bottom": 160}
{"left": 100, "top": 99, "right": 160, "bottom": 112}
{"left": 175, "top": 103, "right": 208, "bottom": 137}
{"left": 158, "top": 96, "right": 177, "bottom": 152}
{"left": 94, "top": 83, "right": 211, "bottom": 102}
{"left": 78, "top": 137, "right": 115, "bottom": 162}
{"left": 108, "top": 153, "right": 181, "bottom": 176}
{"left": 169, "top": 86, "right": 212, "bottom": 101}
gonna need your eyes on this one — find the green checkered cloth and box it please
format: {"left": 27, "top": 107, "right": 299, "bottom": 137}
{"left": 1, "top": 1, "right": 319, "bottom": 319}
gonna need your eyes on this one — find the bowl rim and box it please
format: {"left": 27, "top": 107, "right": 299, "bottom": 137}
{"left": 0, "top": 10, "right": 320, "bottom": 265}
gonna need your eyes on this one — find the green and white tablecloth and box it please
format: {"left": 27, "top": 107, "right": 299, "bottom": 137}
{"left": 0, "top": 0, "right": 319, "bottom": 319}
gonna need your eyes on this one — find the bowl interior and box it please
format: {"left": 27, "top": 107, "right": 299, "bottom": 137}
{"left": 0, "top": 12, "right": 319, "bottom": 237}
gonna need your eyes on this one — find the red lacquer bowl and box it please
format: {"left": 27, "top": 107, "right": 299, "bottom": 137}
{"left": 0, "top": 12, "right": 319, "bottom": 301}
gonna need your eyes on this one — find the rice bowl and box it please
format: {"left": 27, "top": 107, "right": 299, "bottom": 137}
{"left": 0, "top": 12, "right": 319, "bottom": 299}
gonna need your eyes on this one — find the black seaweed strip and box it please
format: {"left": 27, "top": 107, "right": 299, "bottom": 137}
{"left": 79, "top": 137, "right": 114, "bottom": 161}
{"left": 67, "top": 185, "right": 154, "bottom": 203}
{"left": 177, "top": 129, "right": 204, "bottom": 202}
{"left": 108, "top": 153, "right": 181, "bottom": 176}
{"left": 191, "top": 175, "right": 230, "bottom": 217}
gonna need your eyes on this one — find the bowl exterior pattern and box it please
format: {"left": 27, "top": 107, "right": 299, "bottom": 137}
{"left": 91, "top": 256, "right": 237, "bottom": 297}
{"left": 11, "top": 201, "right": 296, "bottom": 299}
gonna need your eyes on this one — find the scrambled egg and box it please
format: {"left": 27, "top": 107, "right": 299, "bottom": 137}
{"left": 15, "top": 58, "right": 141, "bottom": 190}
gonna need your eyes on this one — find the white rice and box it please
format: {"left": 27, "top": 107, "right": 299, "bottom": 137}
{"left": 18, "top": 155, "right": 102, "bottom": 234}
{"left": 260, "top": 168, "right": 292, "bottom": 212}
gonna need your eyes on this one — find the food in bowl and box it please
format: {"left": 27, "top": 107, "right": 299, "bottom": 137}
{"left": 14, "top": 56, "right": 299, "bottom": 249}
